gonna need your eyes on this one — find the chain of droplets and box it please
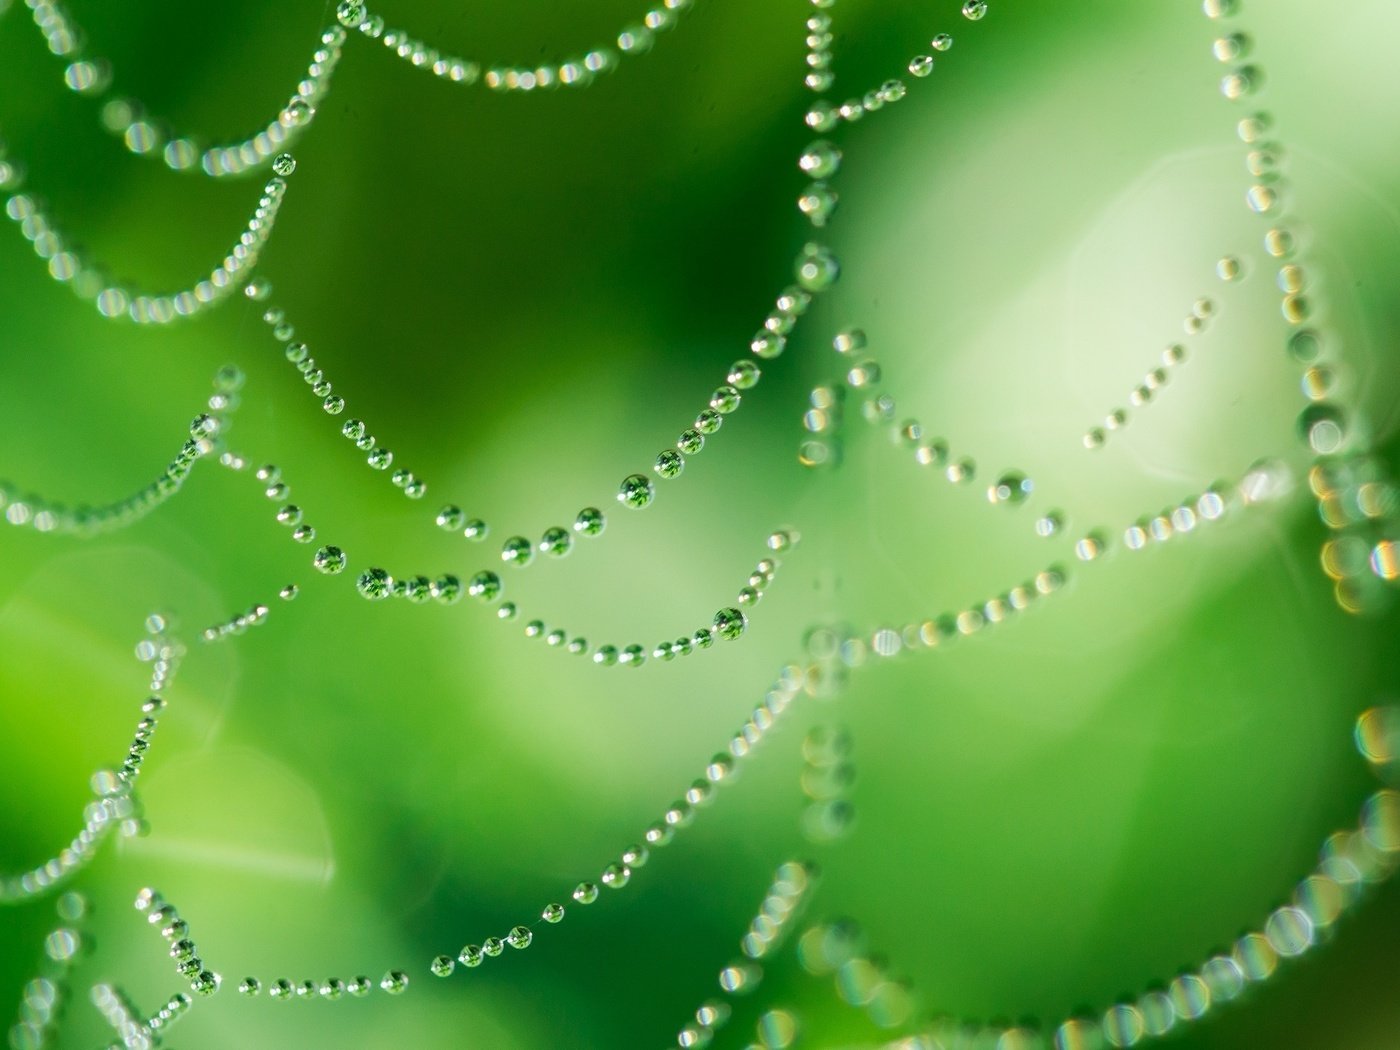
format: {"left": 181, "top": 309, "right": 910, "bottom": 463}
{"left": 13, "top": 0, "right": 344, "bottom": 178}
{"left": 253, "top": 279, "right": 811, "bottom": 525}
{"left": 796, "top": 919, "right": 918, "bottom": 1035}
{"left": 1082, "top": 288, "right": 1226, "bottom": 452}
{"left": 1202, "top": 0, "right": 1400, "bottom": 616}
{"left": 92, "top": 983, "right": 191, "bottom": 1050}
{"left": 801, "top": 327, "right": 1034, "bottom": 512}
{"left": 822, "top": 459, "right": 1288, "bottom": 669}
{"left": 200, "top": 599, "right": 273, "bottom": 643}
{"left": 0, "top": 137, "right": 288, "bottom": 323}
{"left": 222, "top": 666, "right": 804, "bottom": 997}
{"left": 426, "top": 530, "right": 797, "bottom": 670}
{"left": 0, "top": 371, "right": 237, "bottom": 536}
{"left": 214, "top": 438, "right": 796, "bottom": 666}
{"left": 132, "top": 889, "right": 220, "bottom": 997}
{"left": 835, "top": 710, "right": 1400, "bottom": 1050}
{"left": 673, "top": 860, "right": 816, "bottom": 1049}
{"left": 253, "top": 292, "right": 429, "bottom": 500}
{"left": 0, "top": 618, "right": 182, "bottom": 904}
{"left": 214, "top": 453, "right": 349, "bottom": 583}
{"left": 799, "top": 0, "right": 983, "bottom": 145}
{"left": 335, "top": 0, "right": 695, "bottom": 94}
{"left": 5, "top": 891, "right": 89, "bottom": 1050}
{"left": 799, "top": 726, "right": 855, "bottom": 845}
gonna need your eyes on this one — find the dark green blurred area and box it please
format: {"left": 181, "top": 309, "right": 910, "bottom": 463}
{"left": 2, "top": 1, "right": 1400, "bottom": 1047}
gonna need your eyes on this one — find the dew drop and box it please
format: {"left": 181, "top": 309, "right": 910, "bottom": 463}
{"left": 336, "top": 0, "right": 366, "bottom": 28}
{"left": 795, "top": 243, "right": 840, "bottom": 291}
{"left": 618, "top": 474, "right": 655, "bottom": 509}
{"left": 380, "top": 971, "right": 408, "bottom": 995}
{"left": 655, "top": 449, "right": 685, "bottom": 479}
{"left": 271, "top": 153, "right": 296, "bottom": 177}
{"left": 908, "top": 55, "right": 934, "bottom": 78}
{"left": 601, "top": 862, "right": 632, "bottom": 889}
{"left": 797, "top": 182, "right": 838, "bottom": 226}
{"left": 798, "top": 141, "right": 841, "bottom": 179}
{"left": 713, "top": 607, "right": 748, "bottom": 640}
{"left": 931, "top": 34, "right": 953, "bottom": 51}
{"left": 501, "top": 536, "right": 535, "bottom": 567}
{"left": 312, "top": 546, "right": 346, "bottom": 574}
{"left": 574, "top": 507, "right": 606, "bottom": 535}
{"left": 468, "top": 571, "right": 502, "bottom": 602}
{"left": 1297, "top": 403, "right": 1347, "bottom": 455}
{"left": 962, "top": 1, "right": 988, "bottom": 20}
{"left": 987, "top": 471, "right": 1033, "bottom": 506}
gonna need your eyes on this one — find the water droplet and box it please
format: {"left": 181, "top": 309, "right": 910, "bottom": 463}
{"left": 1297, "top": 403, "right": 1347, "bottom": 455}
{"left": 1246, "top": 184, "right": 1277, "bottom": 213}
{"left": 501, "top": 536, "right": 535, "bottom": 567}
{"left": 463, "top": 518, "right": 489, "bottom": 540}
{"left": 601, "top": 862, "right": 631, "bottom": 888}
{"left": 1212, "top": 32, "right": 1249, "bottom": 62}
{"left": 713, "top": 607, "right": 747, "bottom": 640}
{"left": 757, "top": 1009, "right": 799, "bottom": 1048}
{"left": 908, "top": 55, "right": 934, "bottom": 78}
{"left": 285, "top": 98, "right": 313, "bottom": 126}
{"left": 507, "top": 925, "right": 532, "bottom": 949}
{"left": 336, "top": 0, "right": 366, "bottom": 28}
{"left": 618, "top": 473, "right": 655, "bottom": 509}
{"left": 932, "top": 33, "right": 953, "bottom": 50}
{"left": 540, "top": 526, "right": 572, "bottom": 557}
{"left": 574, "top": 507, "right": 606, "bottom": 535}
{"left": 430, "top": 955, "right": 454, "bottom": 977}
{"left": 238, "top": 977, "right": 260, "bottom": 996}
{"left": 542, "top": 903, "right": 565, "bottom": 923}
{"left": 653, "top": 449, "right": 685, "bottom": 480}
{"left": 573, "top": 882, "right": 599, "bottom": 904}
{"left": 313, "top": 546, "right": 346, "bottom": 574}
{"left": 357, "top": 568, "right": 393, "bottom": 600}
{"left": 988, "top": 471, "right": 1033, "bottom": 506}
{"left": 468, "top": 571, "right": 502, "bottom": 602}
{"left": 798, "top": 141, "right": 841, "bottom": 179}
{"left": 795, "top": 243, "right": 839, "bottom": 291}
{"left": 380, "top": 971, "right": 408, "bottom": 995}
{"left": 459, "top": 944, "right": 484, "bottom": 967}
{"left": 271, "top": 153, "right": 296, "bottom": 177}
{"left": 797, "top": 182, "right": 838, "bottom": 226}
{"left": 1264, "top": 227, "right": 1295, "bottom": 257}
{"left": 962, "top": 1, "right": 988, "bottom": 20}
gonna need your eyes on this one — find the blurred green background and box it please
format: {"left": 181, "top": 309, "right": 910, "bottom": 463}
{"left": 2, "top": 0, "right": 1400, "bottom": 1047}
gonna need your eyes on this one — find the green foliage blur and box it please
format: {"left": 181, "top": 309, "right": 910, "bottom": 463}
{"left": 2, "top": 0, "right": 1399, "bottom": 1047}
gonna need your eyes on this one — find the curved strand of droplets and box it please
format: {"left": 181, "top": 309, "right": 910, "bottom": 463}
{"left": 252, "top": 282, "right": 811, "bottom": 546}
{"left": 0, "top": 373, "right": 238, "bottom": 536}
{"left": 356, "top": 531, "right": 797, "bottom": 670}
{"left": 0, "top": 137, "right": 289, "bottom": 323}
{"left": 214, "top": 445, "right": 795, "bottom": 670}
{"left": 15, "top": 0, "right": 345, "bottom": 177}
{"left": 215, "top": 667, "right": 803, "bottom": 1000}
{"left": 1199, "top": 0, "right": 1400, "bottom": 616}
{"left": 337, "top": 0, "right": 696, "bottom": 94}
{"left": 671, "top": 860, "right": 817, "bottom": 1049}
{"left": 803, "top": 323, "right": 1038, "bottom": 514}
{"left": 5, "top": 890, "right": 92, "bottom": 1050}
{"left": 1081, "top": 285, "right": 1230, "bottom": 452}
{"left": 0, "top": 619, "right": 181, "bottom": 905}
{"left": 842, "top": 711, "right": 1400, "bottom": 1050}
